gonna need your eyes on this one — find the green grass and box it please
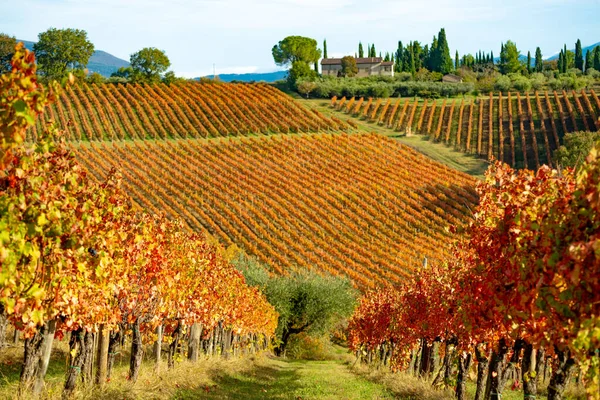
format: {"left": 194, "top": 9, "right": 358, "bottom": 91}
{"left": 297, "top": 98, "right": 489, "bottom": 179}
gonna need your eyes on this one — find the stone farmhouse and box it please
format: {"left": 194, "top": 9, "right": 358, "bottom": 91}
{"left": 321, "top": 57, "right": 394, "bottom": 77}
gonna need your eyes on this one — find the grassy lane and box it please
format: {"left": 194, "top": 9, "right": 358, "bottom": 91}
{"left": 176, "top": 356, "right": 393, "bottom": 400}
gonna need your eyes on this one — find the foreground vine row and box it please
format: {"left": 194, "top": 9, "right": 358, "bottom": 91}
{"left": 28, "top": 82, "right": 349, "bottom": 141}
{"left": 71, "top": 133, "right": 478, "bottom": 289}
{"left": 331, "top": 90, "right": 600, "bottom": 169}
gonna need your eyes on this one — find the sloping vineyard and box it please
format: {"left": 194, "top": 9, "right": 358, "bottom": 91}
{"left": 331, "top": 90, "right": 600, "bottom": 169}
{"left": 28, "top": 82, "right": 348, "bottom": 141}
{"left": 71, "top": 133, "right": 478, "bottom": 289}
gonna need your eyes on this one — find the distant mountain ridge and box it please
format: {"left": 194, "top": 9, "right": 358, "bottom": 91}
{"left": 19, "top": 39, "right": 129, "bottom": 77}
{"left": 198, "top": 70, "right": 287, "bottom": 83}
{"left": 547, "top": 42, "right": 600, "bottom": 61}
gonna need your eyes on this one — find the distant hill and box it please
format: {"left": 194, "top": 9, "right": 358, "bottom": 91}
{"left": 199, "top": 70, "right": 287, "bottom": 83}
{"left": 547, "top": 42, "right": 600, "bottom": 60}
{"left": 19, "top": 39, "right": 129, "bottom": 77}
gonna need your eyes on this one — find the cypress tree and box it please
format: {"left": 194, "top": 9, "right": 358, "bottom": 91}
{"left": 594, "top": 47, "right": 600, "bottom": 70}
{"left": 314, "top": 61, "right": 319, "bottom": 74}
{"left": 527, "top": 51, "right": 532, "bottom": 74}
{"left": 585, "top": 50, "right": 591, "bottom": 71}
{"left": 405, "top": 47, "right": 416, "bottom": 74}
{"left": 421, "top": 44, "right": 429, "bottom": 70}
{"left": 384, "top": 52, "right": 390, "bottom": 62}
{"left": 428, "top": 36, "right": 438, "bottom": 70}
{"left": 563, "top": 44, "right": 568, "bottom": 72}
{"left": 557, "top": 51, "right": 564, "bottom": 73}
{"left": 491, "top": 51, "right": 495, "bottom": 65}
{"left": 500, "top": 43, "right": 505, "bottom": 65}
{"left": 395, "top": 41, "right": 403, "bottom": 72}
{"left": 358, "top": 42, "right": 364, "bottom": 58}
{"left": 575, "top": 39, "right": 583, "bottom": 70}
{"left": 323, "top": 39, "right": 328, "bottom": 59}
{"left": 370, "top": 44, "right": 376, "bottom": 58}
{"left": 435, "top": 28, "right": 453, "bottom": 74}
{"left": 455, "top": 50, "right": 459, "bottom": 70}
{"left": 535, "top": 47, "right": 543, "bottom": 72}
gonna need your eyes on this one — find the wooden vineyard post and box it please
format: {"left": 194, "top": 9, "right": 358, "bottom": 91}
{"left": 553, "top": 90, "right": 569, "bottom": 134}
{"left": 534, "top": 91, "right": 553, "bottom": 168}
{"left": 562, "top": 90, "right": 578, "bottom": 131}
{"left": 544, "top": 91, "right": 560, "bottom": 149}
{"left": 498, "top": 92, "right": 504, "bottom": 163}
{"left": 466, "top": 101, "right": 474, "bottom": 152}
{"left": 435, "top": 99, "right": 447, "bottom": 141}
{"left": 456, "top": 99, "right": 465, "bottom": 149}
{"left": 416, "top": 99, "right": 429, "bottom": 132}
{"left": 488, "top": 93, "right": 494, "bottom": 160}
{"left": 95, "top": 325, "right": 109, "bottom": 386}
{"left": 525, "top": 92, "right": 540, "bottom": 169}
{"left": 444, "top": 100, "right": 456, "bottom": 143}
{"left": 516, "top": 92, "right": 529, "bottom": 169}
{"left": 477, "top": 97, "right": 484, "bottom": 155}
{"left": 507, "top": 92, "right": 516, "bottom": 167}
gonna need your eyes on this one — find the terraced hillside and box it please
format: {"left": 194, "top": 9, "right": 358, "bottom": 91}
{"left": 71, "top": 133, "right": 478, "bottom": 289}
{"left": 28, "top": 82, "right": 349, "bottom": 141}
{"left": 331, "top": 90, "right": 600, "bottom": 169}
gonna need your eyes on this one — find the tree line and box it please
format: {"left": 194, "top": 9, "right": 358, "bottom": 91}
{"left": 0, "top": 29, "right": 181, "bottom": 84}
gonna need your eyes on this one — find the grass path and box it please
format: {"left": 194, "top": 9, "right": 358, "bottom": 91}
{"left": 175, "top": 356, "right": 393, "bottom": 400}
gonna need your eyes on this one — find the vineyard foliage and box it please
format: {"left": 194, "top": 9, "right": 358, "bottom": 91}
{"left": 27, "top": 82, "right": 349, "bottom": 141}
{"left": 70, "top": 133, "right": 478, "bottom": 289}
{"left": 1, "top": 44, "right": 278, "bottom": 394}
{"left": 331, "top": 91, "right": 600, "bottom": 169}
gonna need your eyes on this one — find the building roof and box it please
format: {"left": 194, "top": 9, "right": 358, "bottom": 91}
{"left": 321, "top": 57, "right": 384, "bottom": 65}
{"left": 381, "top": 61, "right": 394, "bottom": 66}
{"left": 442, "top": 74, "right": 463, "bottom": 83}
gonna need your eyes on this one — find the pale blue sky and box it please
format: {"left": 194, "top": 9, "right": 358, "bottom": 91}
{"left": 1, "top": 0, "right": 598, "bottom": 77}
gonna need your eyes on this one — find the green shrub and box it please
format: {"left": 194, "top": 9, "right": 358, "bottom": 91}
{"left": 234, "top": 255, "right": 358, "bottom": 356}
{"left": 554, "top": 131, "right": 600, "bottom": 169}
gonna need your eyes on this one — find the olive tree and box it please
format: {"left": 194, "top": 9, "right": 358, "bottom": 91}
{"left": 0, "top": 33, "right": 17, "bottom": 74}
{"left": 235, "top": 256, "right": 357, "bottom": 356}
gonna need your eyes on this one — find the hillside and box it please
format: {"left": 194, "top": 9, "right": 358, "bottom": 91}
{"left": 71, "top": 133, "right": 478, "bottom": 289}
{"left": 28, "top": 82, "right": 349, "bottom": 141}
{"left": 20, "top": 39, "right": 129, "bottom": 77}
{"left": 200, "top": 70, "right": 287, "bottom": 83}
{"left": 547, "top": 41, "right": 600, "bottom": 60}
{"left": 329, "top": 90, "right": 600, "bottom": 169}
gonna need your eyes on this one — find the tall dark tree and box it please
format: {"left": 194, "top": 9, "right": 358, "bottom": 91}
{"left": 358, "top": 42, "right": 364, "bottom": 58}
{"left": 0, "top": 33, "right": 17, "bottom": 74}
{"left": 429, "top": 28, "right": 452, "bottom": 73}
{"left": 370, "top": 44, "right": 376, "bottom": 58}
{"left": 412, "top": 41, "right": 423, "bottom": 70}
{"left": 395, "top": 41, "right": 403, "bottom": 72}
{"left": 558, "top": 51, "right": 564, "bottom": 73}
{"left": 563, "top": 44, "right": 568, "bottom": 72}
{"left": 500, "top": 43, "right": 506, "bottom": 65}
{"left": 455, "top": 50, "right": 459, "bottom": 70}
{"left": 585, "top": 50, "right": 592, "bottom": 71}
{"left": 490, "top": 51, "right": 495, "bottom": 65}
{"left": 535, "top": 47, "right": 543, "bottom": 72}
{"left": 594, "top": 47, "right": 600, "bottom": 70}
{"left": 404, "top": 46, "right": 416, "bottom": 74}
{"left": 323, "top": 39, "right": 328, "bottom": 59}
{"left": 527, "top": 51, "right": 532, "bottom": 74}
{"left": 384, "top": 52, "right": 390, "bottom": 62}
{"left": 427, "top": 36, "right": 438, "bottom": 70}
{"left": 33, "top": 28, "right": 94, "bottom": 80}
{"left": 575, "top": 39, "right": 583, "bottom": 71}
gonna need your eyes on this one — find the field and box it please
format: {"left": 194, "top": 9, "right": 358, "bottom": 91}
{"left": 28, "top": 82, "right": 350, "bottom": 141}
{"left": 71, "top": 132, "right": 477, "bottom": 289}
{"left": 330, "top": 90, "right": 600, "bottom": 169}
